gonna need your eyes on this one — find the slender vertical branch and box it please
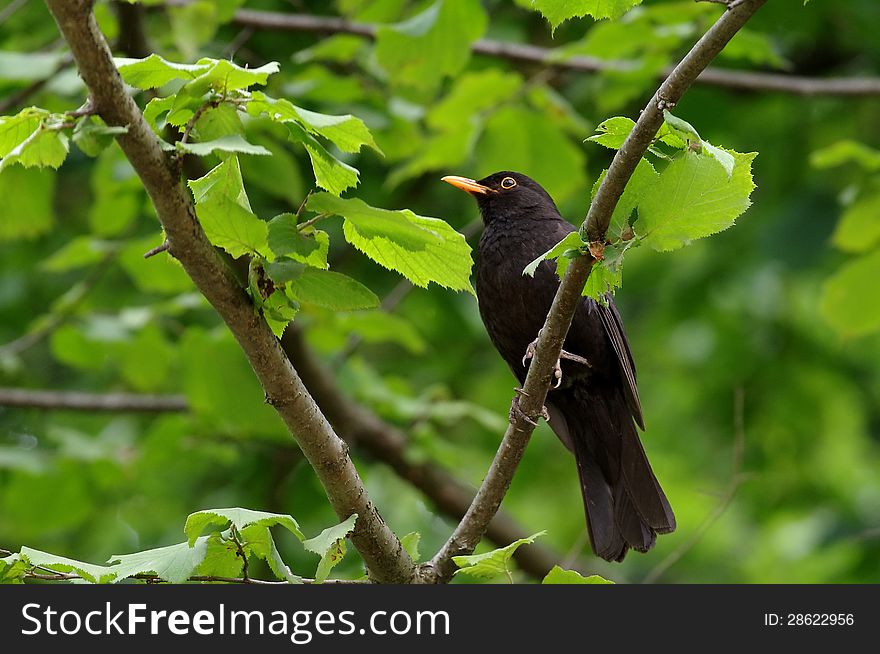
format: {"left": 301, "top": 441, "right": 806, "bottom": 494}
{"left": 427, "top": 0, "right": 768, "bottom": 583}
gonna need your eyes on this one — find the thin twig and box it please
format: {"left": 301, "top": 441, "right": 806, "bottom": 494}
{"left": 642, "top": 388, "right": 747, "bottom": 583}
{"left": 0, "top": 388, "right": 189, "bottom": 412}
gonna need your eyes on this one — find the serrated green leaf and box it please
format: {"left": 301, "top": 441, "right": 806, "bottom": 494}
{"left": 303, "top": 514, "right": 357, "bottom": 583}
{"left": 72, "top": 117, "right": 128, "bottom": 157}
{"left": 285, "top": 269, "right": 379, "bottom": 310}
{"left": 607, "top": 158, "right": 659, "bottom": 240}
{"left": 185, "top": 508, "right": 305, "bottom": 546}
{"left": 287, "top": 122, "right": 359, "bottom": 195}
{"left": 308, "top": 193, "right": 474, "bottom": 291}
{"left": 108, "top": 537, "right": 210, "bottom": 584}
{"left": 452, "top": 531, "right": 546, "bottom": 580}
{"left": 588, "top": 116, "right": 636, "bottom": 150}
{"left": 195, "top": 197, "right": 268, "bottom": 257}
{"left": 261, "top": 289, "right": 299, "bottom": 338}
{"left": 188, "top": 155, "right": 251, "bottom": 210}
{"left": 267, "top": 213, "right": 330, "bottom": 268}
{"left": 582, "top": 257, "right": 623, "bottom": 301}
{"left": 114, "top": 53, "right": 208, "bottom": 89}
{"left": 196, "top": 532, "right": 244, "bottom": 579}
{"left": 542, "top": 565, "right": 614, "bottom": 584}
{"left": 531, "top": 0, "right": 642, "bottom": 29}
{"left": 524, "top": 232, "right": 585, "bottom": 277}
{"left": 0, "top": 553, "right": 30, "bottom": 584}
{"left": 831, "top": 190, "right": 880, "bottom": 253}
{"left": 821, "top": 249, "right": 880, "bottom": 337}
{"left": 144, "top": 95, "right": 175, "bottom": 131}
{"left": 638, "top": 149, "right": 757, "bottom": 251}
{"left": 375, "top": 0, "right": 487, "bottom": 91}
{"left": 187, "top": 58, "right": 279, "bottom": 95}
{"left": 193, "top": 103, "right": 244, "bottom": 142}
{"left": 176, "top": 134, "right": 271, "bottom": 157}
{"left": 20, "top": 546, "right": 116, "bottom": 583}
{"left": 0, "top": 112, "right": 69, "bottom": 172}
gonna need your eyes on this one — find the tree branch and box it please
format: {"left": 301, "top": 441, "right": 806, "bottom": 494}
{"left": 281, "top": 327, "right": 568, "bottom": 579}
{"left": 426, "top": 0, "right": 768, "bottom": 584}
{"left": 219, "top": 5, "right": 880, "bottom": 97}
{"left": 43, "top": 0, "right": 414, "bottom": 584}
{"left": 0, "top": 387, "right": 187, "bottom": 412}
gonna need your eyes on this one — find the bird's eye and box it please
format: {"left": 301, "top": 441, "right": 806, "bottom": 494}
{"left": 501, "top": 177, "right": 517, "bottom": 189}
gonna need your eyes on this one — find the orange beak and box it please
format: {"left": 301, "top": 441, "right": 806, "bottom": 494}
{"left": 442, "top": 175, "right": 492, "bottom": 195}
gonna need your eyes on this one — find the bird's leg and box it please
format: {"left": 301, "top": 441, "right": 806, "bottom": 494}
{"left": 522, "top": 331, "right": 592, "bottom": 389}
{"left": 510, "top": 388, "right": 550, "bottom": 426}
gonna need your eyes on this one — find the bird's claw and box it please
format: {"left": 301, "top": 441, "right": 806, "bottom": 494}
{"left": 522, "top": 333, "right": 591, "bottom": 390}
{"left": 509, "top": 394, "right": 549, "bottom": 427}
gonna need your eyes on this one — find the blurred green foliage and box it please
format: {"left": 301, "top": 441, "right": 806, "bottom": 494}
{"left": 1, "top": 0, "right": 879, "bottom": 583}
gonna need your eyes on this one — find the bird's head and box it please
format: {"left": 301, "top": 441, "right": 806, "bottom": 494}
{"left": 442, "top": 171, "right": 560, "bottom": 224}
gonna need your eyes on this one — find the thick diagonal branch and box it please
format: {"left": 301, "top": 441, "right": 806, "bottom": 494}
{"left": 43, "top": 0, "right": 414, "bottom": 584}
{"left": 427, "top": 0, "right": 768, "bottom": 583}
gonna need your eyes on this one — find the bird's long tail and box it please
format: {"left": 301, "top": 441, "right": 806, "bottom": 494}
{"left": 560, "top": 388, "right": 676, "bottom": 562}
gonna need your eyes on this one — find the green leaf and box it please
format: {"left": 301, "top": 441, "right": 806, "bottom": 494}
{"left": 194, "top": 197, "right": 268, "bottom": 258}
{"left": 267, "top": 213, "right": 330, "bottom": 268}
{"left": 192, "top": 103, "right": 244, "bottom": 142}
{"left": 287, "top": 122, "right": 360, "bottom": 195}
{"left": 662, "top": 109, "right": 702, "bottom": 145}
{"left": 531, "top": 0, "right": 643, "bottom": 30}
{"left": 0, "top": 109, "right": 69, "bottom": 172}
{"left": 176, "top": 134, "right": 271, "bottom": 157}
{"left": 240, "top": 524, "right": 301, "bottom": 583}
{"left": 587, "top": 116, "right": 636, "bottom": 150}
{"left": 821, "top": 249, "right": 880, "bottom": 337}
{"left": 0, "top": 553, "right": 30, "bottom": 584}
{"left": 108, "top": 538, "right": 210, "bottom": 584}
{"left": 811, "top": 140, "right": 880, "bottom": 172}
{"left": 285, "top": 269, "right": 379, "bottom": 310}
{"left": 185, "top": 508, "right": 305, "bottom": 546}
{"left": 582, "top": 257, "right": 623, "bottom": 301}
{"left": 291, "top": 105, "right": 379, "bottom": 154}
{"left": 542, "top": 565, "right": 614, "bottom": 584}
{"left": 831, "top": 190, "right": 880, "bottom": 253}
{"left": 303, "top": 514, "right": 358, "bottom": 583}
{"left": 72, "top": 117, "right": 128, "bottom": 157}
{"left": 20, "top": 546, "right": 116, "bottom": 583}
{"left": 196, "top": 532, "right": 244, "bottom": 579}
{"left": 0, "top": 165, "right": 55, "bottom": 241}
{"left": 189, "top": 155, "right": 251, "bottom": 210}
{"left": 246, "top": 92, "right": 378, "bottom": 154}
{"left": 637, "top": 149, "right": 757, "bottom": 251}
{"left": 375, "top": 0, "right": 488, "bottom": 91}
{"left": 263, "top": 258, "right": 306, "bottom": 284}
{"left": 606, "top": 158, "right": 659, "bottom": 241}
{"left": 452, "top": 531, "right": 546, "bottom": 580}
{"left": 114, "top": 53, "right": 208, "bottom": 89}
{"left": 187, "top": 58, "right": 280, "bottom": 95}
{"left": 524, "top": 231, "right": 585, "bottom": 277}
{"left": 400, "top": 532, "right": 421, "bottom": 562}
{"left": 308, "top": 193, "right": 473, "bottom": 291}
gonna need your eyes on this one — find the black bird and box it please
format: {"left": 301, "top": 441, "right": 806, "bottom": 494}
{"left": 443, "top": 171, "right": 675, "bottom": 561}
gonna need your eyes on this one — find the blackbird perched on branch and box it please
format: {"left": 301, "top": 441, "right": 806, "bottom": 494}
{"left": 443, "top": 171, "right": 676, "bottom": 561}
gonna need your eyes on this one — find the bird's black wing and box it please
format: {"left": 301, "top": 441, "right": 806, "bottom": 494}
{"left": 596, "top": 297, "right": 645, "bottom": 430}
